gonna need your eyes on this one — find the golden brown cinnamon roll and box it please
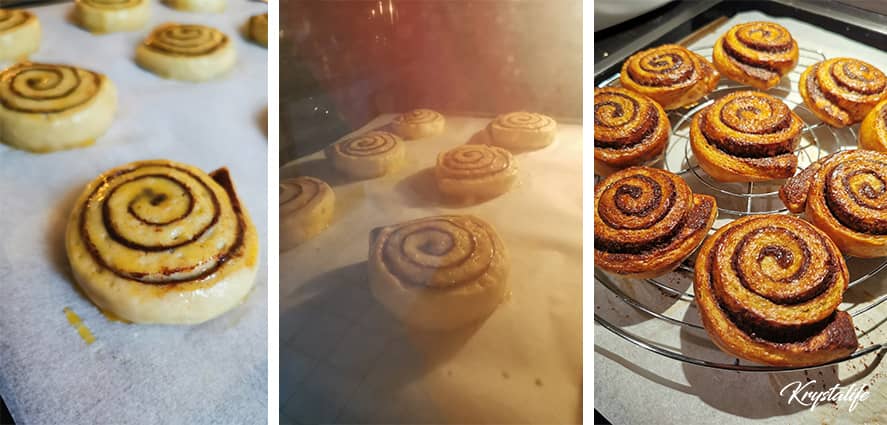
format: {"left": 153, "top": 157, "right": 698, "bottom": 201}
{"left": 594, "top": 87, "right": 669, "bottom": 176}
{"left": 0, "top": 9, "right": 40, "bottom": 61}
{"left": 695, "top": 214, "right": 858, "bottom": 366}
{"left": 859, "top": 99, "right": 887, "bottom": 153}
{"left": 368, "top": 215, "right": 509, "bottom": 330}
{"left": 594, "top": 166, "right": 717, "bottom": 278}
{"left": 712, "top": 22, "right": 798, "bottom": 90}
{"left": 799, "top": 58, "right": 887, "bottom": 128}
{"left": 435, "top": 144, "right": 517, "bottom": 200}
{"left": 620, "top": 44, "right": 720, "bottom": 110}
{"left": 690, "top": 90, "right": 803, "bottom": 182}
{"left": 780, "top": 149, "right": 887, "bottom": 258}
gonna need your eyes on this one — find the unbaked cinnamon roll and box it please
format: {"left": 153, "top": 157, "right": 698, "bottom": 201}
{"left": 695, "top": 214, "right": 858, "bottom": 366}
{"left": 488, "top": 111, "right": 557, "bottom": 150}
{"left": 0, "top": 62, "right": 118, "bottom": 152}
{"left": 163, "top": 0, "right": 224, "bottom": 13}
{"left": 326, "top": 130, "right": 405, "bottom": 179}
{"left": 368, "top": 215, "right": 509, "bottom": 330}
{"left": 0, "top": 9, "right": 40, "bottom": 61}
{"left": 391, "top": 108, "right": 445, "bottom": 140}
{"left": 594, "top": 87, "right": 669, "bottom": 176}
{"left": 136, "top": 23, "right": 235, "bottom": 82}
{"left": 65, "top": 160, "right": 259, "bottom": 324}
{"left": 859, "top": 99, "right": 887, "bottom": 153}
{"left": 620, "top": 44, "right": 720, "bottom": 110}
{"left": 712, "top": 22, "right": 798, "bottom": 90}
{"left": 74, "top": 0, "right": 150, "bottom": 33}
{"left": 690, "top": 90, "right": 802, "bottom": 182}
{"left": 780, "top": 149, "right": 887, "bottom": 258}
{"left": 799, "top": 58, "right": 887, "bottom": 128}
{"left": 280, "top": 176, "right": 335, "bottom": 250}
{"left": 594, "top": 166, "right": 717, "bottom": 278}
{"left": 435, "top": 144, "right": 517, "bottom": 200}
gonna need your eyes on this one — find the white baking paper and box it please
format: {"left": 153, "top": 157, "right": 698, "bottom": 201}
{"left": 280, "top": 114, "right": 582, "bottom": 424}
{"left": 594, "top": 11, "right": 887, "bottom": 425}
{"left": 0, "top": 1, "right": 268, "bottom": 424}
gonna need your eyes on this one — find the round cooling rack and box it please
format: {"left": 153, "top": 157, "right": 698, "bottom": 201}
{"left": 594, "top": 46, "right": 887, "bottom": 373}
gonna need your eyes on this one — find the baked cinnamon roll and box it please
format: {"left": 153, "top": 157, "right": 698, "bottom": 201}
{"left": 690, "top": 90, "right": 802, "bottom": 182}
{"left": 712, "top": 22, "right": 798, "bottom": 90}
{"left": 280, "top": 176, "right": 335, "bottom": 250}
{"left": 368, "top": 215, "right": 509, "bottom": 330}
{"left": 594, "top": 87, "right": 669, "bottom": 175}
{"left": 695, "top": 214, "right": 858, "bottom": 366}
{"left": 859, "top": 99, "right": 887, "bottom": 153}
{"left": 136, "top": 23, "right": 235, "bottom": 82}
{"left": 620, "top": 44, "right": 720, "bottom": 110}
{"left": 594, "top": 166, "right": 717, "bottom": 278}
{"left": 0, "top": 62, "right": 118, "bottom": 152}
{"left": 326, "top": 130, "right": 406, "bottom": 178}
{"left": 435, "top": 144, "right": 517, "bottom": 200}
{"left": 488, "top": 111, "right": 557, "bottom": 150}
{"left": 246, "top": 13, "right": 267, "bottom": 47}
{"left": 799, "top": 58, "right": 887, "bottom": 128}
{"left": 391, "top": 108, "right": 445, "bottom": 140}
{"left": 74, "top": 0, "right": 150, "bottom": 33}
{"left": 780, "top": 149, "right": 887, "bottom": 258}
{"left": 0, "top": 9, "right": 40, "bottom": 61}
{"left": 65, "top": 160, "right": 259, "bottom": 324}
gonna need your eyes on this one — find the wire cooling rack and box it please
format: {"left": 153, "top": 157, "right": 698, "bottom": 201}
{"left": 594, "top": 46, "right": 887, "bottom": 372}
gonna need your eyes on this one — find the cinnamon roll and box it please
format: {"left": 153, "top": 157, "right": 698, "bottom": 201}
{"left": 246, "top": 13, "right": 267, "bottom": 47}
{"left": 391, "top": 108, "right": 445, "bottom": 140}
{"left": 74, "top": 0, "right": 150, "bottom": 33}
{"left": 136, "top": 23, "right": 235, "bottom": 82}
{"left": 695, "top": 214, "right": 858, "bottom": 366}
{"left": 859, "top": 99, "right": 887, "bottom": 153}
{"left": 326, "top": 130, "right": 406, "bottom": 179}
{"left": 0, "top": 9, "right": 39, "bottom": 61}
{"left": 594, "top": 87, "right": 669, "bottom": 176}
{"left": 712, "top": 22, "right": 798, "bottom": 90}
{"left": 488, "top": 111, "right": 557, "bottom": 150}
{"left": 690, "top": 90, "right": 803, "bottom": 182}
{"left": 620, "top": 44, "right": 720, "bottom": 110}
{"left": 799, "top": 58, "right": 887, "bottom": 128}
{"left": 0, "top": 62, "right": 118, "bottom": 152}
{"left": 435, "top": 144, "right": 517, "bottom": 200}
{"left": 280, "top": 176, "right": 335, "bottom": 250}
{"left": 65, "top": 160, "right": 259, "bottom": 324}
{"left": 368, "top": 215, "right": 509, "bottom": 330}
{"left": 162, "top": 0, "right": 224, "bottom": 13}
{"left": 780, "top": 149, "right": 887, "bottom": 258}
{"left": 594, "top": 166, "right": 717, "bottom": 278}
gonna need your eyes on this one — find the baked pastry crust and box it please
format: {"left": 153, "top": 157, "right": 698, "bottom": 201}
{"left": 489, "top": 111, "right": 557, "bottom": 150}
{"left": 391, "top": 108, "right": 445, "bottom": 140}
{"left": 75, "top": 0, "right": 150, "bottom": 33}
{"left": 694, "top": 214, "right": 857, "bottom": 366}
{"left": 0, "top": 9, "right": 40, "bottom": 61}
{"left": 690, "top": 90, "right": 802, "bottom": 182}
{"left": 780, "top": 149, "right": 887, "bottom": 258}
{"left": 65, "top": 160, "right": 259, "bottom": 324}
{"left": 593, "top": 87, "right": 669, "bottom": 176}
{"left": 246, "top": 13, "right": 267, "bottom": 47}
{"left": 163, "top": 0, "right": 224, "bottom": 13}
{"left": 712, "top": 22, "right": 798, "bottom": 90}
{"left": 799, "top": 58, "right": 887, "bottom": 128}
{"left": 136, "top": 23, "right": 235, "bottom": 82}
{"left": 326, "top": 130, "right": 405, "bottom": 179}
{"left": 594, "top": 166, "right": 717, "bottom": 278}
{"left": 620, "top": 44, "right": 720, "bottom": 110}
{"left": 280, "top": 176, "right": 335, "bottom": 250}
{"left": 435, "top": 144, "right": 517, "bottom": 200}
{"left": 859, "top": 99, "right": 887, "bottom": 153}
{"left": 0, "top": 62, "right": 117, "bottom": 152}
{"left": 368, "top": 215, "right": 509, "bottom": 330}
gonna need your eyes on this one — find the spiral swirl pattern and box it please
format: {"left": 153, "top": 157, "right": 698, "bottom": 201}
{"left": 75, "top": 160, "right": 247, "bottom": 284}
{"left": 800, "top": 58, "right": 887, "bottom": 127}
{"left": 594, "top": 87, "right": 669, "bottom": 171}
{"left": 437, "top": 145, "right": 513, "bottom": 179}
{"left": 620, "top": 44, "right": 720, "bottom": 110}
{"left": 378, "top": 216, "right": 500, "bottom": 288}
{"left": 0, "top": 63, "right": 102, "bottom": 114}
{"left": 494, "top": 111, "right": 555, "bottom": 131}
{"left": 334, "top": 131, "right": 400, "bottom": 157}
{"left": 0, "top": 9, "right": 34, "bottom": 31}
{"left": 280, "top": 176, "right": 325, "bottom": 215}
{"left": 690, "top": 90, "right": 802, "bottom": 181}
{"left": 713, "top": 22, "right": 798, "bottom": 89}
{"left": 594, "top": 166, "right": 717, "bottom": 278}
{"left": 80, "top": 0, "right": 143, "bottom": 9}
{"left": 694, "top": 214, "right": 857, "bottom": 366}
{"left": 143, "top": 24, "right": 228, "bottom": 56}
{"left": 393, "top": 108, "right": 442, "bottom": 125}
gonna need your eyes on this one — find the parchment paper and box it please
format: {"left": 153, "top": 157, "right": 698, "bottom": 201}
{"left": 0, "top": 1, "right": 268, "bottom": 424}
{"left": 279, "top": 114, "right": 582, "bottom": 424}
{"left": 594, "top": 11, "right": 887, "bottom": 425}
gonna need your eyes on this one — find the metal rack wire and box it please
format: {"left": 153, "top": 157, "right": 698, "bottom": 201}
{"left": 595, "top": 46, "right": 887, "bottom": 372}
